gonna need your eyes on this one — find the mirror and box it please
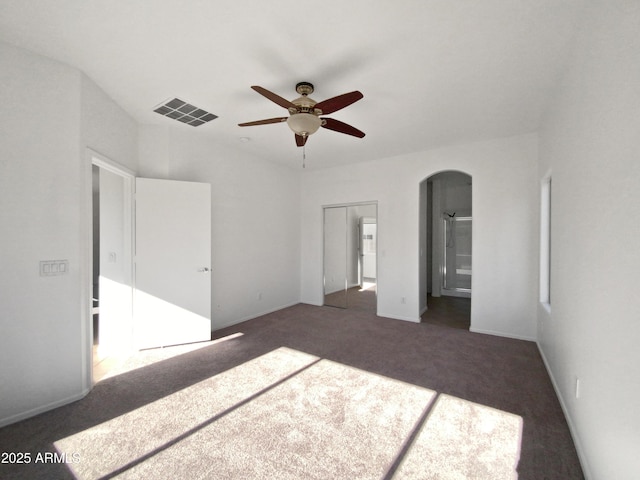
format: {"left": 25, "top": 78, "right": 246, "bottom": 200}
{"left": 323, "top": 207, "right": 348, "bottom": 308}
{"left": 323, "top": 204, "right": 377, "bottom": 310}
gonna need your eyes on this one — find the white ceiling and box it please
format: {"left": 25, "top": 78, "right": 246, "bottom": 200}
{"left": 0, "top": 0, "right": 586, "bottom": 170}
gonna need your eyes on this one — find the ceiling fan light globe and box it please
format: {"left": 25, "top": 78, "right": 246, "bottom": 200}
{"left": 287, "top": 113, "right": 321, "bottom": 136}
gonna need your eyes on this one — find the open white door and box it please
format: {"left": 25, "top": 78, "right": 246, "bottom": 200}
{"left": 134, "top": 178, "right": 211, "bottom": 349}
{"left": 97, "top": 167, "right": 134, "bottom": 357}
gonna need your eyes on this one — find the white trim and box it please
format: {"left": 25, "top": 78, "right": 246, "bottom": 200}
{"left": 90, "top": 149, "right": 136, "bottom": 178}
{"left": 322, "top": 200, "right": 379, "bottom": 209}
{"left": 469, "top": 327, "right": 536, "bottom": 342}
{"left": 431, "top": 178, "right": 442, "bottom": 297}
{"left": 0, "top": 388, "right": 91, "bottom": 428}
{"left": 377, "top": 312, "right": 421, "bottom": 323}
{"left": 80, "top": 151, "right": 92, "bottom": 393}
{"left": 83, "top": 149, "right": 135, "bottom": 389}
{"left": 212, "top": 302, "right": 301, "bottom": 331}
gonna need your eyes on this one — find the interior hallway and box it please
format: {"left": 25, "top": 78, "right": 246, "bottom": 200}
{"left": 422, "top": 294, "right": 471, "bottom": 330}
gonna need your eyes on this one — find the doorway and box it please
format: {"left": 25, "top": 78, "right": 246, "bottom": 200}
{"left": 90, "top": 154, "right": 135, "bottom": 381}
{"left": 323, "top": 203, "right": 377, "bottom": 312}
{"left": 420, "top": 171, "right": 472, "bottom": 328}
{"left": 86, "top": 154, "right": 212, "bottom": 383}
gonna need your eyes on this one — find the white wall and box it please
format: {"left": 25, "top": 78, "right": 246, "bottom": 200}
{"left": 0, "top": 42, "right": 138, "bottom": 426}
{"left": 537, "top": 2, "right": 640, "bottom": 478}
{"left": 138, "top": 125, "right": 301, "bottom": 330}
{"left": 0, "top": 41, "right": 84, "bottom": 426}
{"left": 300, "top": 133, "right": 539, "bottom": 339}
{"left": 81, "top": 75, "right": 138, "bottom": 169}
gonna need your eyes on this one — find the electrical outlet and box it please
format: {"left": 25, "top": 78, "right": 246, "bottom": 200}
{"left": 575, "top": 377, "right": 581, "bottom": 399}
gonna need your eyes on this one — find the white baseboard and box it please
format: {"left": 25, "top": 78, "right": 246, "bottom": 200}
{"left": 212, "top": 301, "right": 300, "bottom": 331}
{"left": 536, "top": 343, "right": 592, "bottom": 480}
{"left": 469, "top": 327, "right": 536, "bottom": 342}
{"left": 377, "top": 312, "right": 421, "bottom": 323}
{"left": 0, "top": 387, "right": 91, "bottom": 429}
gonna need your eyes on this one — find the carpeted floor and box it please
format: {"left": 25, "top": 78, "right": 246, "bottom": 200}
{"left": 0, "top": 303, "right": 583, "bottom": 479}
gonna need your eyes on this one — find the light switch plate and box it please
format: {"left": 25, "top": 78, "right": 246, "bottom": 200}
{"left": 40, "top": 260, "right": 69, "bottom": 276}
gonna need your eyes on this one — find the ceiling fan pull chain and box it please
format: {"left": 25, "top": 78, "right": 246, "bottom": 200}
{"left": 302, "top": 142, "right": 306, "bottom": 168}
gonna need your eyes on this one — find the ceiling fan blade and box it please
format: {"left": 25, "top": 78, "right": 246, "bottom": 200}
{"left": 295, "top": 134, "right": 308, "bottom": 147}
{"left": 238, "top": 117, "right": 288, "bottom": 127}
{"left": 251, "top": 86, "right": 296, "bottom": 109}
{"left": 321, "top": 118, "right": 365, "bottom": 138}
{"left": 313, "top": 91, "right": 363, "bottom": 115}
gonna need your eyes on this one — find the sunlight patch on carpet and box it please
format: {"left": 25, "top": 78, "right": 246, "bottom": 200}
{"left": 56, "top": 347, "right": 521, "bottom": 479}
{"left": 98, "top": 332, "right": 244, "bottom": 381}
{"left": 55, "top": 348, "right": 435, "bottom": 479}
{"left": 393, "top": 394, "right": 523, "bottom": 480}
{"left": 56, "top": 347, "right": 319, "bottom": 479}
{"left": 189, "top": 359, "right": 436, "bottom": 479}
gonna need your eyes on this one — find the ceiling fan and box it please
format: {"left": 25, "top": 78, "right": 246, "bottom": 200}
{"left": 238, "top": 82, "right": 365, "bottom": 147}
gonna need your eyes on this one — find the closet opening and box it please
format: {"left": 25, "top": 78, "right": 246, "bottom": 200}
{"left": 323, "top": 202, "right": 377, "bottom": 313}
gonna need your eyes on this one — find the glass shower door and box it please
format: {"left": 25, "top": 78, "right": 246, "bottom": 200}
{"left": 443, "top": 216, "right": 472, "bottom": 292}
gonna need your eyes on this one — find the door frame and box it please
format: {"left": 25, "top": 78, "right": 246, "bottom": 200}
{"left": 419, "top": 170, "right": 473, "bottom": 320}
{"left": 81, "top": 149, "right": 135, "bottom": 387}
{"left": 358, "top": 216, "right": 377, "bottom": 287}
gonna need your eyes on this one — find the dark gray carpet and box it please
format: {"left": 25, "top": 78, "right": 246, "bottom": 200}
{"left": 0, "top": 303, "right": 583, "bottom": 479}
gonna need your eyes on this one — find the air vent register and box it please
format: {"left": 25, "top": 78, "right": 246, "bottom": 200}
{"left": 153, "top": 98, "right": 218, "bottom": 127}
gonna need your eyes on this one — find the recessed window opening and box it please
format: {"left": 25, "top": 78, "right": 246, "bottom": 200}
{"left": 540, "top": 176, "right": 552, "bottom": 306}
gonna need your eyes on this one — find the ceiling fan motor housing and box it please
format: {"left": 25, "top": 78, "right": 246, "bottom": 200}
{"left": 290, "top": 82, "right": 320, "bottom": 115}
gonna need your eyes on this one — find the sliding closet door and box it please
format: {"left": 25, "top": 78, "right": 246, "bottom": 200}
{"left": 323, "top": 207, "right": 347, "bottom": 308}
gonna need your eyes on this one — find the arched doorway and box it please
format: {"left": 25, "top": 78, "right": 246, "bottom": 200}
{"left": 419, "top": 171, "right": 472, "bottom": 329}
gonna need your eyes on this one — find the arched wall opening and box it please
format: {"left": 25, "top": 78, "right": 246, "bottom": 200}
{"left": 419, "top": 170, "right": 472, "bottom": 329}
